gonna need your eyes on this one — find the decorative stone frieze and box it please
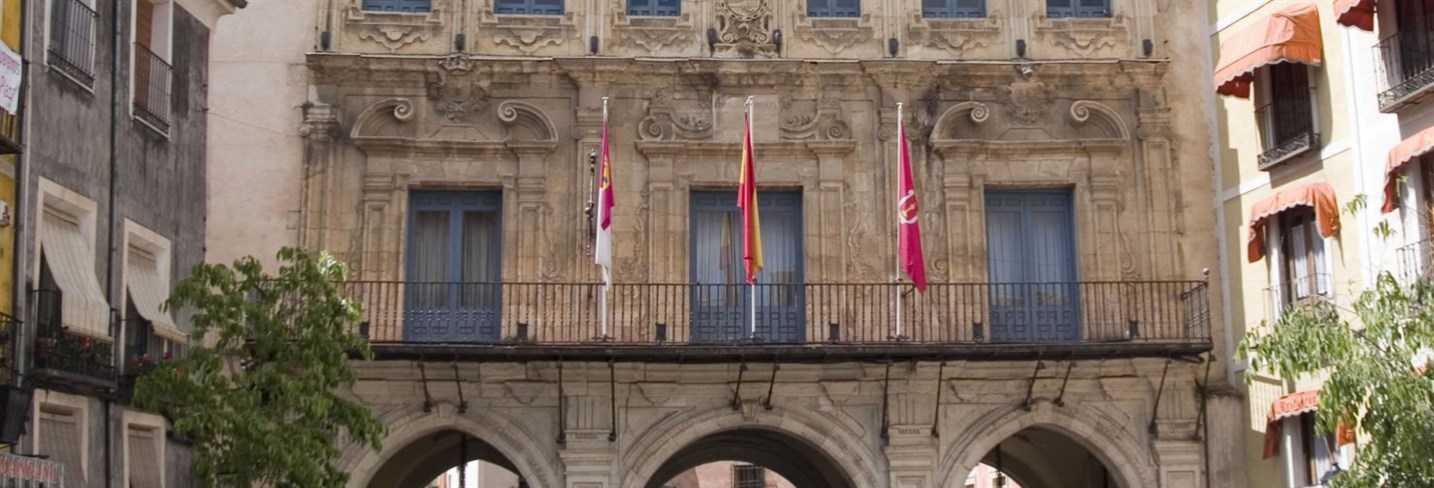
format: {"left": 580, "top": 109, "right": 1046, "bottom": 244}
{"left": 713, "top": 0, "right": 776, "bottom": 58}
{"left": 479, "top": 8, "right": 577, "bottom": 55}
{"left": 1033, "top": 15, "right": 1132, "bottom": 57}
{"left": 907, "top": 15, "right": 1003, "bottom": 56}
{"left": 342, "top": 4, "right": 446, "bottom": 53}
{"left": 612, "top": 11, "right": 698, "bottom": 54}
{"left": 637, "top": 86, "right": 714, "bottom": 141}
{"left": 793, "top": 14, "right": 874, "bottom": 55}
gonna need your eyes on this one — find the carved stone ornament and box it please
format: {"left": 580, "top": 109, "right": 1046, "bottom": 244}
{"left": 613, "top": 12, "right": 697, "bottom": 53}
{"left": 907, "top": 15, "right": 1001, "bottom": 56}
{"left": 1033, "top": 15, "right": 1130, "bottom": 57}
{"left": 794, "top": 15, "right": 873, "bottom": 55}
{"left": 637, "top": 86, "right": 713, "bottom": 141}
{"left": 780, "top": 91, "right": 852, "bottom": 141}
{"left": 344, "top": 4, "right": 445, "bottom": 53}
{"left": 997, "top": 76, "right": 1051, "bottom": 127}
{"left": 714, "top": 0, "right": 776, "bottom": 58}
{"left": 480, "top": 10, "right": 576, "bottom": 54}
{"left": 425, "top": 71, "right": 491, "bottom": 124}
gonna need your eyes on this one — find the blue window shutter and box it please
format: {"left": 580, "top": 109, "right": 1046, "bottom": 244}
{"left": 984, "top": 190, "right": 1078, "bottom": 341}
{"left": 405, "top": 191, "right": 503, "bottom": 343}
{"left": 361, "top": 0, "right": 430, "bottom": 13}
{"left": 628, "top": 0, "right": 680, "bottom": 16}
{"left": 496, "top": 0, "right": 563, "bottom": 15}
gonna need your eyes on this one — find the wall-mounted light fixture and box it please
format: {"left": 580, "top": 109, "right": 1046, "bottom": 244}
{"left": 888, "top": 38, "right": 899, "bottom": 57}
{"left": 589, "top": 36, "right": 600, "bottom": 55}
{"left": 1015, "top": 39, "right": 1026, "bottom": 58}
{"left": 319, "top": 31, "right": 332, "bottom": 51}
{"left": 707, "top": 28, "right": 719, "bottom": 54}
{"left": 1141, "top": 38, "right": 1153, "bottom": 58}
{"left": 772, "top": 29, "right": 783, "bottom": 51}
{"left": 455, "top": 33, "right": 466, "bottom": 53}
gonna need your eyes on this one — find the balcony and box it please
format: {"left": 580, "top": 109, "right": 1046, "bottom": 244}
{"left": 132, "top": 43, "right": 172, "bottom": 132}
{"left": 46, "top": 0, "right": 97, "bottom": 86}
{"left": 1256, "top": 101, "right": 1319, "bottom": 170}
{"left": 339, "top": 280, "right": 1212, "bottom": 362}
{"left": 1397, "top": 238, "right": 1434, "bottom": 282}
{"left": 29, "top": 290, "right": 117, "bottom": 392}
{"left": 1376, "top": 31, "right": 1434, "bottom": 112}
{"left": 1263, "top": 274, "right": 1334, "bottom": 324}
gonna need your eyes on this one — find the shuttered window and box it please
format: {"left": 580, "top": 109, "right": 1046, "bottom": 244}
{"left": 360, "top": 0, "right": 430, "bottom": 13}
{"left": 40, "top": 210, "right": 111, "bottom": 339}
{"left": 807, "top": 0, "right": 859, "bottom": 17}
{"left": 126, "top": 248, "right": 185, "bottom": 342}
{"left": 627, "top": 0, "right": 678, "bottom": 16}
{"left": 39, "top": 408, "right": 85, "bottom": 488}
{"left": 127, "top": 426, "right": 163, "bottom": 488}
{"left": 495, "top": 0, "right": 563, "bottom": 15}
{"left": 1047, "top": 0, "right": 1109, "bottom": 18}
{"left": 922, "top": 0, "right": 984, "bottom": 18}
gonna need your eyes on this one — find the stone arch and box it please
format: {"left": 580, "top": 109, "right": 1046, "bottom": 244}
{"left": 342, "top": 404, "right": 560, "bottom": 488}
{"left": 1068, "top": 100, "right": 1130, "bottom": 140}
{"left": 935, "top": 402, "right": 1158, "bottom": 488}
{"left": 930, "top": 101, "right": 991, "bottom": 141}
{"left": 619, "top": 405, "right": 883, "bottom": 488}
{"left": 497, "top": 100, "right": 557, "bottom": 142}
{"left": 350, "top": 98, "right": 416, "bottom": 140}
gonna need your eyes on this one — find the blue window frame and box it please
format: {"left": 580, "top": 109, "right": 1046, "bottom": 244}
{"left": 807, "top": 0, "right": 859, "bottom": 18}
{"left": 922, "top": 0, "right": 984, "bottom": 18}
{"left": 985, "top": 190, "right": 1079, "bottom": 342}
{"left": 628, "top": 0, "right": 679, "bottom": 16}
{"left": 1047, "top": 0, "right": 1109, "bottom": 18}
{"left": 361, "top": 0, "right": 430, "bottom": 13}
{"left": 404, "top": 191, "right": 503, "bottom": 343}
{"left": 689, "top": 191, "right": 805, "bottom": 343}
{"left": 495, "top": 0, "right": 563, "bottom": 15}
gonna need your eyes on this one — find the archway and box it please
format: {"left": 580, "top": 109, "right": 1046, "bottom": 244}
{"left": 644, "top": 429, "right": 853, "bottom": 488}
{"left": 954, "top": 427, "right": 1119, "bottom": 488}
{"left": 366, "top": 429, "right": 526, "bottom": 488}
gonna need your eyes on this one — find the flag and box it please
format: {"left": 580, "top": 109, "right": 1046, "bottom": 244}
{"left": 738, "top": 109, "right": 763, "bottom": 284}
{"left": 594, "top": 100, "right": 614, "bottom": 286}
{"left": 897, "top": 112, "right": 928, "bottom": 292}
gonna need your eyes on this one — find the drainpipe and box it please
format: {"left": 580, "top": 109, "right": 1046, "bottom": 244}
{"left": 104, "top": 0, "right": 124, "bottom": 483}
{"left": 10, "top": 0, "right": 31, "bottom": 433}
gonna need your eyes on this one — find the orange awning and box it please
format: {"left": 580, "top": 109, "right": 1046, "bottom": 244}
{"left": 1248, "top": 182, "right": 1340, "bottom": 262}
{"left": 1383, "top": 127, "right": 1434, "bottom": 213}
{"left": 1213, "top": 3, "right": 1323, "bottom": 98}
{"left": 1334, "top": 0, "right": 1376, "bottom": 31}
{"left": 1262, "top": 390, "right": 1356, "bottom": 459}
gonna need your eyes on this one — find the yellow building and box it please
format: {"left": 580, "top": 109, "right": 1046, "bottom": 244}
{"left": 1210, "top": 0, "right": 1433, "bottom": 486}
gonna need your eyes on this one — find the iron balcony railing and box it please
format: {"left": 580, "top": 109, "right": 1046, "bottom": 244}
{"left": 1263, "top": 273, "right": 1334, "bottom": 324}
{"left": 30, "top": 289, "right": 117, "bottom": 390}
{"left": 1375, "top": 30, "right": 1434, "bottom": 111}
{"left": 0, "top": 313, "right": 16, "bottom": 387}
{"left": 338, "top": 281, "right": 1210, "bottom": 350}
{"left": 1256, "top": 100, "right": 1319, "bottom": 169}
{"left": 47, "top": 0, "right": 97, "bottom": 86}
{"left": 1397, "top": 238, "right": 1434, "bottom": 283}
{"left": 132, "top": 43, "right": 172, "bottom": 131}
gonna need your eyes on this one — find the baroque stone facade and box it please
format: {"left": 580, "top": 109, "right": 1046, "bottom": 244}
{"left": 206, "top": 0, "right": 1241, "bottom": 486}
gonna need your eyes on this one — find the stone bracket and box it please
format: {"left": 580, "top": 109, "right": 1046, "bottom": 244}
{"left": 1055, "top": 361, "right": 1075, "bottom": 407}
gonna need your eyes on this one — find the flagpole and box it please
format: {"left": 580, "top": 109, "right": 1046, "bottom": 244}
{"left": 747, "top": 96, "right": 758, "bottom": 340}
{"left": 895, "top": 102, "right": 904, "bottom": 341}
{"left": 600, "top": 97, "right": 611, "bottom": 340}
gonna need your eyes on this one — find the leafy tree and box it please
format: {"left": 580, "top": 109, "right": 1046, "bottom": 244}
{"left": 134, "top": 248, "right": 385, "bottom": 488}
{"left": 1238, "top": 273, "right": 1434, "bottom": 488}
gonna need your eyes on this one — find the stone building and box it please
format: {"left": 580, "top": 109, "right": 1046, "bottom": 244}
{"left": 1210, "top": 0, "right": 1434, "bottom": 487}
{"left": 208, "top": 0, "right": 1241, "bottom": 486}
{"left": 0, "top": 0, "right": 241, "bottom": 485}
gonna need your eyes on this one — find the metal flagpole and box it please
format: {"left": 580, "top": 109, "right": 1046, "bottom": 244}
{"left": 895, "top": 102, "right": 904, "bottom": 340}
{"left": 747, "top": 96, "right": 758, "bottom": 340}
{"left": 600, "top": 97, "right": 610, "bottom": 340}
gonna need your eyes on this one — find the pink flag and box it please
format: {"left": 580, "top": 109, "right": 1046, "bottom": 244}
{"left": 897, "top": 111, "right": 927, "bottom": 292}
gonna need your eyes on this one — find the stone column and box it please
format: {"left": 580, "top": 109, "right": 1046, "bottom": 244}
{"left": 298, "top": 102, "right": 340, "bottom": 255}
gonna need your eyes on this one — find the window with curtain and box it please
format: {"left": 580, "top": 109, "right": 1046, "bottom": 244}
{"left": 405, "top": 191, "right": 503, "bottom": 343}
{"left": 984, "top": 190, "right": 1078, "bottom": 342}
{"left": 1259, "top": 63, "right": 1315, "bottom": 157}
{"left": 807, "top": 0, "right": 859, "bottom": 18}
{"left": 922, "top": 0, "right": 984, "bottom": 18}
{"left": 1047, "top": 0, "right": 1109, "bottom": 18}
{"left": 495, "top": 0, "right": 563, "bottom": 15}
{"left": 1278, "top": 207, "right": 1329, "bottom": 307}
{"left": 627, "top": 0, "right": 678, "bottom": 16}
{"left": 689, "top": 191, "right": 805, "bottom": 343}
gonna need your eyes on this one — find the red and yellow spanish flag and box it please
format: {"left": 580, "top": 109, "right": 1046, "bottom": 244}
{"left": 738, "top": 107, "right": 763, "bottom": 284}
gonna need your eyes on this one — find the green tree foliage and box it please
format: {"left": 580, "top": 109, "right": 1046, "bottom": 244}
{"left": 1238, "top": 273, "right": 1434, "bottom": 487}
{"left": 134, "top": 248, "right": 385, "bottom": 488}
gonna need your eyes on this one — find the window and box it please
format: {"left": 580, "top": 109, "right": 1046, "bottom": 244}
{"left": 123, "top": 223, "right": 186, "bottom": 374}
{"left": 984, "top": 190, "right": 1078, "bottom": 342}
{"left": 36, "top": 401, "right": 86, "bottom": 488}
{"left": 38, "top": 208, "right": 111, "bottom": 340}
{"left": 1376, "top": 0, "right": 1434, "bottom": 109}
{"left": 494, "top": 0, "right": 563, "bottom": 15}
{"left": 1256, "top": 63, "right": 1317, "bottom": 168}
{"left": 1047, "top": 0, "right": 1109, "bottom": 18}
{"left": 132, "top": 0, "right": 173, "bottom": 132}
{"left": 1287, "top": 413, "right": 1336, "bottom": 487}
{"left": 1275, "top": 207, "right": 1330, "bottom": 309}
{"left": 732, "top": 464, "right": 765, "bottom": 488}
{"left": 48, "top": 0, "right": 98, "bottom": 85}
{"left": 126, "top": 425, "right": 164, "bottom": 488}
{"left": 922, "top": 0, "right": 984, "bottom": 18}
{"left": 689, "top": 191, "right": 804, "bottom": 343}
{"left": 361, "top": 0, "right": 430, "bottom": 12}
{"left": 404, "top": 191, "right": 503, "bottom": 343}
{"left": 807, "top": 0, "right": 859, "bottom": 18}
{"left": 627, "top": 0, "right": 678, "bottom": 16}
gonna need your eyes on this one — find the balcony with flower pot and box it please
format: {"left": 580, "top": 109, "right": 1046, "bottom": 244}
{"left": 29, "top": 289, "right": 117, "bottom": 393}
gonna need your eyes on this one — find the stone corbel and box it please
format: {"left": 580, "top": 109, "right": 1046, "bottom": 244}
{"left": 906, "top": 14, "right": 1002, "bottom": 56}
{"left": 1033, "top": 14, "right": 1131, "bottom": 57}
{"left": 344, "top": 1, "right": 446, "bottom": 53}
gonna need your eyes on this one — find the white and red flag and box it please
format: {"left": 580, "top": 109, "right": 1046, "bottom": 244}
{"left": 594, "top": 98, "right": 614, "bottom": 286}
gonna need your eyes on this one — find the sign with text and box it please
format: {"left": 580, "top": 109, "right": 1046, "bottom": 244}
{"left": 0, "top": 41, "right": 22, "bottom": 115}
{"left": 0, "top": 452, "right": 64, "bottom": 486}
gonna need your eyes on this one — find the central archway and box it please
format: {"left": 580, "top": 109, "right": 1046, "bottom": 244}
{"left": 367, "top": 429, "right": 523, "bottom": 488}
{"left": 646, "top": 429, "right": 852, "bottom": 488}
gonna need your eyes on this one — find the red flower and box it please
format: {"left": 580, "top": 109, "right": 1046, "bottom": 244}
{"left": 162, "top": 352, "right": 172, "bottom": 360}
{"left": 79, "top": 337, "right": 91, "bottom": 347}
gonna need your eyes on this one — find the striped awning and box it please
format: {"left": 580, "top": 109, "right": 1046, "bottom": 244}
{"left": 1213, "top": 3, "right": 1323, "bottom": 98}
{"left": 1262, "top": 390, "right": 1356, "bottom": 458}
{"left": 1333, "top": 0, "right": 1376, "bottom": 31}
{"left": 40, "top": 211, "right": 113, "bottom": 340}
{"left": 1247, "top": 182, "right": 1340, "bottom": 262}
{"left": 1382, "top": 126, "right": 1434, "bottom": 213}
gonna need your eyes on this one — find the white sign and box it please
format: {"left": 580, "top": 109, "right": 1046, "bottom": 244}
{"left": 0, "top": 41, "right": 22, "bottom": 115}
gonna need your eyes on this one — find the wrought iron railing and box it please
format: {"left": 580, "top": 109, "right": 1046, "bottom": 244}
{"left": 1263, "top": 273, "right": 1334, "bottom": 324}
{"left": 1256, "top": 101, "right": 1319, "bottom": 169}
{"left": 132, "top": 43, "right": 172, "bottom": 131}
{"left": 0, "top": 314, "right": 16, "bottom": 386}
{"left": 1397, "top": 238, "right": 1434, "bottom": 283}
{"left": 29, "top": 289, "right": 117, "bottom": 388}
{"left": 47, "top": 0, "right": 97, "bottom": 86}
{"left": 337, "top": 281, "right": 1211, "bottom": 348}
{"left": 1375, "top": 30, "right": 1434, "bottom": 111}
